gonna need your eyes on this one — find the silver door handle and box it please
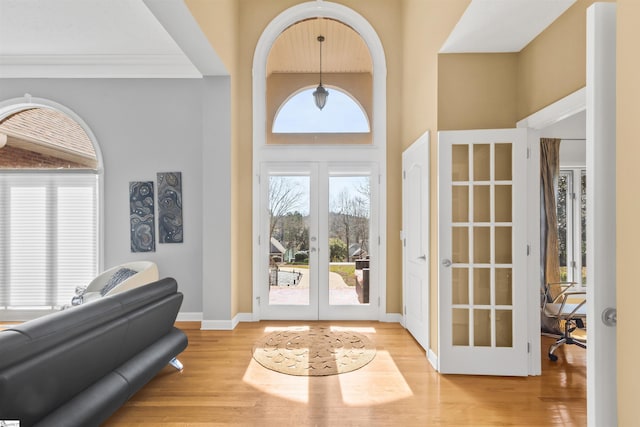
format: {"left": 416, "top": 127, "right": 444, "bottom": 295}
{"left": 418, "top": 255, "right": 427, "bottom": 261}
{"left": 442, "top": 259, "right": 452, "bottom": 267}
{"left": 602, "top": 307, "right": 617, "bottom": 327}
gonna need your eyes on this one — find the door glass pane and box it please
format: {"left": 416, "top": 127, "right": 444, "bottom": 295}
{"left": 452, "top": 268, "right": 469, "bottom": 304}
{"left": 452, "top": 145, "right": 469, "bottom": 181}
{"left": 474, "top": 227, "right": 490, "bottom": 264}
{"left": 495, "top": 268, "right": 512, "bottom": 305}
{"left": 495, "top": 226, "right": 512, "bottom": 264}
{"left": 496, "top": 310, "right": 513, "bottom": 347}
{"left": 452, "top": 186, "right": 469, "bottom": 223}
{"left": 473, "top": 268, "right": 491, "bottom": 305}
{"left": 494, "top": 143, "right": 512, "bottom": 180}
{"left": 474, "top": 309, "right": 491, "bottom": 347}
{"left": 329, "top": 175, "right": 370, "bottom": 306}
{"left": 495, "top": 185, "right": 512, "bottom": 222}
{"left": 557, "top": 172, "right": 569, "bottom": 281}
{"left": 452, "top": 308, "right": 469, "bottom": 346}
{"left": 268, "top": 175, "right": 310, "bottom": 305}
{"left": 473, "top": 144, "right": 491, "bottom": 181}
{"left": 452, "top": 227, "right": 469, "bottom": 264}
{"left": 474, "top": 185, "right": 490, "bottom": 222}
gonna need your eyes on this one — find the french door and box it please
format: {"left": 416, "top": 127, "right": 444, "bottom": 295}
{"left": 257, "top": 162, "right": 379, "bottom": 320}
{"left": 438, "top": 129, "right": 528, "bottom": 376}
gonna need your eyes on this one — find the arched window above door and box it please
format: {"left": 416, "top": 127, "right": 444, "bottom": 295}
{"left": 264, "top": 16, "right": 374, "bottom": 145}
{"left": 272, "top": 87, "right": 370, "bottom": 134}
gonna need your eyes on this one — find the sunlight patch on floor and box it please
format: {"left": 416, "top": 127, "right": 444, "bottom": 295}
{"left": 242, "top": 358, "right": 310, "bottom": 404}
{"left": 338, "top": 349, "right": 413, "bottom": 406}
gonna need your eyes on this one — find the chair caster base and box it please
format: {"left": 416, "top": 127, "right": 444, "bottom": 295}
{"left": 548, "top": 353, "right": 558, "bottom": 362}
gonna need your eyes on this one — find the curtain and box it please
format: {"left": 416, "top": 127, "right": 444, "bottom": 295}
{"left": 540, "top": 138, "right": 562, "bottom": 302}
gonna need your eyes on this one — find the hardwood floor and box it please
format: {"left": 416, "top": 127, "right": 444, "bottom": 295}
{"left": 105, "top": 321, "right": 586, "bottom": 426}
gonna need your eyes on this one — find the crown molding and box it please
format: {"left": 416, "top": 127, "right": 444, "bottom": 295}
{"left": 0, "top": 54, "right": 202, "bottom": 78}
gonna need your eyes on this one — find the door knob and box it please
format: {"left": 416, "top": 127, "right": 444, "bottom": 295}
{"left": 418, "top": 254, "right": 427, "bottom": 261}
{"left": 442, "top": 259, "right": 452, "bottom": 267}
{"left": 602, "top": 307, "right": 617, "bottom": 327}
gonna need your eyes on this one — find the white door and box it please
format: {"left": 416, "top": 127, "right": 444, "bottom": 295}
{"left": 402, "top": 131, "right": 430, "bottom": 351}
{"left": 258, "top": 162, "right": 379, "bottom": 320}
{"left": 258, "top": 163, "right": 319, "bottom": 320}
{"left": 438, "top": 129, "right": 528, "bottom": 376}
{"left": 586, "top": 4, "right": 617, "bottom": 426}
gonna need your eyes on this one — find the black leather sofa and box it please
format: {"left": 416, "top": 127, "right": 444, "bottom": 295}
{"left": 0, "top": 277, "right": 188, "bottom": 427}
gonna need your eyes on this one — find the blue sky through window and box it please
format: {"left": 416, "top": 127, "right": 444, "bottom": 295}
{"left": 273, "top": 88, "right": 370, "bottom": 133}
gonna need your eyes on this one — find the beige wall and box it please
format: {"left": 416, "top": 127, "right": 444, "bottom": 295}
{"left": 190, "top": 0, "right": 405, "bottom": 315}
{"left": 517, "top": 0, "right": 614, "bottom": 120}
{"left": 616, "top": 0, "right": 639, "bottom": 423}
{"left": 185, "top": 0, "right": 241, "bottom": 312}
{"left": 438, "top": 53, "right": 518, "bottom": 130}
{"left": 401, "top": 0, "right": 471, "bottom": 354}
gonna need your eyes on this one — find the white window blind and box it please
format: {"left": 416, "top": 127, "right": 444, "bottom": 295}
{"left": 0, "top": 172, "right": 98, "bottom": 309}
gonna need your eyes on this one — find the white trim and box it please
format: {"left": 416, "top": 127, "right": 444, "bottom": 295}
{"left": 0, "top": 55, "right": 202, "bottom": 79}
{"left": 586, "top": 4, "right": 617, "bottom": 426}
{"left": 201, "top": 319, "right": 234, "bottom": 330}
{"left": 427, "top": 349, "right": 438, "bottom": 371}
{"left": 380, "top": 313, "right": 403, "bottom": 323}
{"left": 176, "top": 312, "right": 202, "bottom": 322}
{"left": 143, "top": 0, "right": 228, "bottom": 77}
{"left": 200, "top": 312, "right": 254, "bottom": 330}
{"left": 0, "top": 95, "right": 105, "bottom": 272}
{"left": 252, "top": 1, "right": 387, "bottom": 322}
{"left": 517, "top": 87, "right": 588, "bottom": 376}
{"left": 517, "top": 87, "right": 586, "bottom": 130}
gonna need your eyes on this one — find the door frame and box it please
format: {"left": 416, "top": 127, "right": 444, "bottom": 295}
{"left": 256, "top": 161, "right": 382, "bottom": 320}
{"left": 517, "top": 87, "right": 587, "bottom": 376}
{"left": 516, "top": 6, "right": 617, "bottom": 422}
{"left": 251, "top": 1, "right": 388, "bottom": 322}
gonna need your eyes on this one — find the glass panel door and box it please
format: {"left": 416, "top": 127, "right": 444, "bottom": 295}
{"left": 259, "top": 162, "right": 379, "bottom": 320}
{"left": 328, "top": 174, "right": 371, "bottom": 306}
{"left": 268, "top": 174, "right": 311, "bottom": 306}
{"left": 260, "top": 164, "right": 318, "bottom": 320}
{"left": 450, "top": 142, "right": 515, "bottom": 349}
{"left": 438, "top": 129, "right": 527, "bottom": 376}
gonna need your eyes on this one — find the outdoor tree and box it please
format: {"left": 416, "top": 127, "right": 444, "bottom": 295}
{"left": 269, "top": 176, "right": 306, "bottom": 239}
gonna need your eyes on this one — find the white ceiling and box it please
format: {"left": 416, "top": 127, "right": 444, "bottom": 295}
{"left": 0, "top": 0, "right": 227, "bottom": 78}
{"left": 441, "top": 0, "right": 576, "bottom": 53}
{"left": 0, "top": 0, "right": 576, "bottom": 79}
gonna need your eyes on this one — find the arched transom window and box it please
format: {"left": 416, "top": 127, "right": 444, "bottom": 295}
{"left": 266, "top": 17, "right": 373, "bottom": 144}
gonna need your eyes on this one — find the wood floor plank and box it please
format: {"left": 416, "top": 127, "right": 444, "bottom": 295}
{"left": 104, "top": 321, "right": 586, "bottom": 426}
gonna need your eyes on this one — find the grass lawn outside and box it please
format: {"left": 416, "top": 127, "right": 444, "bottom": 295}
{"left": 283, "top": 263, "right": 357, "bottom": 287}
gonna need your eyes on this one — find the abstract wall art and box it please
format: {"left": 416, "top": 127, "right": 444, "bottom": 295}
{"left": 129, "top": 181, "right": 155, "bottom": 252}
{"left": 157, "top": 171, "right": 183, "bottom": 243}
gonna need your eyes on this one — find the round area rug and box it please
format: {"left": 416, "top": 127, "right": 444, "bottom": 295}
{"left": 252, "top": 326, "right": 376, "bottom": 376}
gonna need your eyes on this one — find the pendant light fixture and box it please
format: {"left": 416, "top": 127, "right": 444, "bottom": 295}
{"left": 313, "top": 35, "right": 328, "bottom": 110}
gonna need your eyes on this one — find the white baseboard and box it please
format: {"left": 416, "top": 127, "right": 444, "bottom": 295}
{"left": 200, "top": 312, "right": 254, "bottom": 330}
{"left": 199, "top": 312, "right": 401, "bottom": 330}
{"left": 200, "top": 319, "right": 234, "bottom": 330}
{"left": 381, "top": 313, "right": 403, "bottom": 323}
{"left": 232, "top": 312, "right": 254, "bottom": 329}
{"left": 427, "top": 348, "right": 438, "bottom": 371}
{"left": 176, "top": 312, "right": 202, "bottom": 322}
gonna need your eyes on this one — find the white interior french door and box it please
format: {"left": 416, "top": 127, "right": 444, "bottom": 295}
{"left": 258, "top": 161, "right": 379, "bottom": 320}
{"left": 438, "top": 129, "right": 529, "bottom": 376}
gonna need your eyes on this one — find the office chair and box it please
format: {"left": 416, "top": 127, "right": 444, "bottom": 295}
{"left": 542, "top": 281, "right": 587, "bottom": 361}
